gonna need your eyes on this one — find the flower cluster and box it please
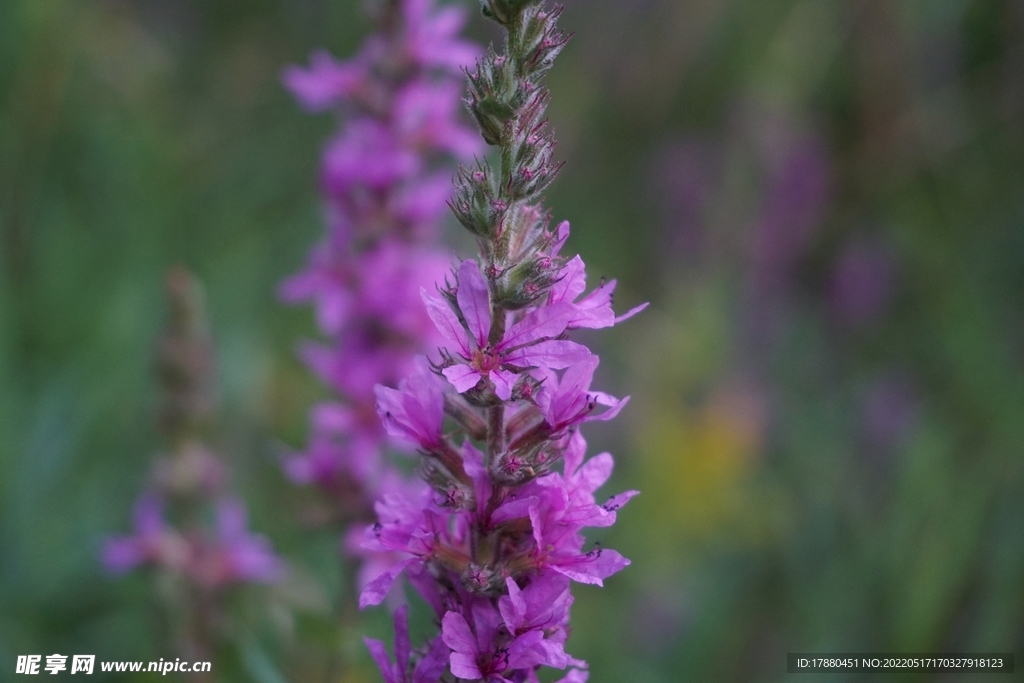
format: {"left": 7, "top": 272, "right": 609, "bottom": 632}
{"left": 279, "top": 0, "right": 482, "bottom": 538}
{"left": 103, "top": 268, "right": 282, "bottom": 656}
{"left": 104, "top": 491, "right": 282, "bottom": 589}
{"left": 360, "top": 2, "right": 645, "bottom": 681}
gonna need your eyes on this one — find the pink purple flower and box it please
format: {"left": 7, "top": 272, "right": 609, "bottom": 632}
{"left": 280, "top": 0, "right": 482, "bottom": 546}
{"left": 425, "top": 260, "right": 591, "bottom": 401}
{"left": 102, "top": 494, "right": 181, "bottom": 574}
{"left": 103, "top": 267, "right": 283, "bottom": 622}
{"left": 356, "top": 4, "right": 644, "bottom": 681}
{"left": 104, "top": 495, "right": 284, "bottom": 589}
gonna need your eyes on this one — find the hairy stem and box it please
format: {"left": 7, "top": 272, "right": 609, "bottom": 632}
{"left": 487, "top": 403, "right": 505, "bottom": 467}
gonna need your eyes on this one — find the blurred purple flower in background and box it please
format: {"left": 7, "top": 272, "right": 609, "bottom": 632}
{"left": 105, "top": 496, "right": 283, "bottom": 588}
{"left": 828, "top": 238, "right": 896, "bottom": 328}
{"left": 279, "top": 0, "right": 481, "bottom": 540}
{"left": 648, "top": 138, "right": 719, "bottom": 267}
{"left": 861, "top": 373, "right": 919, "bottom": 454}
{"left": 743, "top": 124, "right": 832, "bottom": 351}
{"left": 102, "top": 267, "right": 283, "bottom": 661}
{"left": 748, "top": 130, "right": 831, "bottom": 296}
{"left": 103, "top": 494, "right": 182, "bottom": 575}
{"left": 203, "top": 499, "right": 285, "bottom": 585}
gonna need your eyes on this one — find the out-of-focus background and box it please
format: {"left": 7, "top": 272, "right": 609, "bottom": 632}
{"left": 2, "top": 0, "right": 1023, "bottom": 680}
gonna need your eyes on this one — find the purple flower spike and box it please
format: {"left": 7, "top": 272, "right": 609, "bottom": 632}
{"left": 280, "top": 0, "right": 482, "bottom": 590}
{"left": 104, "top": 266, "right": 284, "bottom": 661}
{"left": 355, "top": 4, "right": 641, "bottom": 682}
{"left": 426, "top": 260, "right": 590, "bottom": 400}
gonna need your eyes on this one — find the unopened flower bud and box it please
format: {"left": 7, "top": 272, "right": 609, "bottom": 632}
{"left": 461, "top": 562, "right": 505, "bottom": 595}
{"left": 479, "top": 0, "right": 541, "bottom": 25}
{"left": 420, "top": 459, "right": 475, "bottom": 510}
{"left": 491, "top": 442, "right": 555, "bottom": 485}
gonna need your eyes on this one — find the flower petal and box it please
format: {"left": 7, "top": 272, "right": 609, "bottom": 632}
{"left": 492, "top": 496, "right": 538, "bottom": 525}
{"left": 553, "top": 669, "right": 590, "bottom": 683}
{"left": 551, "top": 548, "right": 630, "bottom": 586}
{"left": 456, "top": 260, "right": 491, "bottom": 349}
{"left": 575, "top": 453, "right": 614, "bottom": 493}
{"left": 442, "top": 611, "right": 478, "bottom": 657}
{"left": 393, "top": 605, "right": 411, "bottom": 672}
{"left": 588, "top": 394, "right": 629, "bottom": 422}
{"left": 602, "top": 490, "right": 640, "bottom": 514}
{"left": 363, "top": 638, "right": 397, "bottom": 683}
{"left": 443, "top": 364, "right": 482, "bottom": 393}
{"left": 422, "top": 288, "right": 470, "bottom": 356}
{"left": 504, "top": 340, "right": 592, "bottom": 370}
{"left": 491, "top": 367, "right": 518, "bottom": 401}
{"left": 413, "top": 635, "right": 450, "bottom": 683}
{"left": 498, "top": 577, "right": 527, "bottom": 629}
{"left": 615, "top": 301, "right": 649, "bottom": 324}
{"left": 449, "top": 653, "right": 483, "bottom": 680}
{"left": 502, "top": 302, "right": 574, "bottom": 349}
{"left": 551, "top": 220, "right": 571, "bottom": 256}
{"left": 549, "top": 255, "right": 587, "bottom": 305}
{"left": 359, "top": 558, "right": 416, "bottom": 609}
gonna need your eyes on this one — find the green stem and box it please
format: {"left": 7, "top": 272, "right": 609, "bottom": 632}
{"left": 487, "top": 404, "right": 505, "bottom": 467}
{"left": 486, "top": 294, "right": 507, "bottom": 467}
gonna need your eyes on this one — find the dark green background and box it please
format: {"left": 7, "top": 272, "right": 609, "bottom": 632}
{"left": 2, "top": 0, "right": 1022, "bottom": 681}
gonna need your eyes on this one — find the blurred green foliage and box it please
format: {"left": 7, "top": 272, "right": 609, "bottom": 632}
{"left": 2, "top": 0, "right": 1023, "bottom": 681}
